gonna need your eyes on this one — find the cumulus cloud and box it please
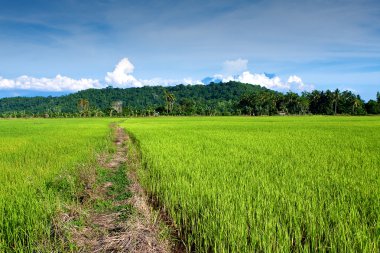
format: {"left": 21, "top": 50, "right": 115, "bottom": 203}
{"left": 0, "top": 75, "right": 101, "bottom": 91}
{"left": 0, "top": 58, "right": 204, "bottom": 94}
{"left": 222, "top": 72, "right": 314, "bottom": 91}
{"left": 287, "top": 75, "right": 302, "bottom": 84}
{"left": 0, "top": 57, "right": 314, "bottom": 95}
{"left": 201, "top": 71, "right": 313, "bottom": 91}
{"left": 198, "top": 59, "right": 314, "bottom": 91}
{"left": 223, "top": 58, "right": 248, "bottom": 75}
{"left": 104, "top": 59, "right": 203, "bottom": 87}
{"left": 287, "top": 75, "right": 314, "bottom": 91}
{"left": 234, "top": 71, "right": 290, "bottom": 89}
{"left": 105, "top": 58, "right": 142, "bottom": 87}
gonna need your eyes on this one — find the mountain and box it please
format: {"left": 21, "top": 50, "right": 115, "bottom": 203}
{"left": 0, "top": 81, "right": 271, "bottom": 115}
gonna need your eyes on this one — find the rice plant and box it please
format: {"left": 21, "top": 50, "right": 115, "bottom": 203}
{"left": 0, "top": 118, "right": 113, "bottom": 252}
{"left": 122, "top": 116, "right": 380, "bottom": 252}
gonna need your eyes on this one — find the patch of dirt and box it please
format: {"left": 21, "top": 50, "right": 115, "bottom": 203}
{"left": 70, "top": 125, "right": 171, "bottom": 253}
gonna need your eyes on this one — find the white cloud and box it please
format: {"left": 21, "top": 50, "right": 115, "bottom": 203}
{"left": 223, "top": 58, "right": 248, "bottom": 75}
{"left": 0, "top": 75, "right": 101, "bottom": 91}
{"left": 233, "top": 71, "right": 290, "bottom": 89}
{"left": 287, "top": 75, "right": 314, "bottom": 91}
{"left": 206, "top": 71, "right": 314, "bottom": 91}
{"left": 105, "top": 59, "right": 203, "bottom": 87}
{"left": 0, "top": 58, "right": 315, "bottom": 95}
{"left": 287, "top": 75, "right": 302, "bottom": 84}
{"left": 105, "top": 58, "right": 142, "bottom": 87}
{"left": 0, "top": 58, "right": 204, "bottom": 93}
{"left": 215, "top": 59, "right": 314, "bottom": 91}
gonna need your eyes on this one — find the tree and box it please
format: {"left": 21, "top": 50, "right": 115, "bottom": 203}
{"left": 284, "top": 92, "right": 300, "bottom": 114}
{"left": 112, "top": 101, "right": 123, "bottom": 114}
{"left": 164, "top": 90, "right": 176, "bottom": 114}
{"left": 333, "top": 89, "right": 340, "bottom": 115}
{"left": 237, "top": 94, "right": 254, "bottom": 115}
{"left": 307, "top": 90, "right": 321, "bottom": 114}
{"left": 352, "top": 95, "right": 366, "bottom": 115}
{"left": 339, "top": 91, "right": 355, "bottom": 114}
{"left": 178, "top": 98, "right": 196, "bottom": 115}
{"left": 77, "top": 99, "right": 89, "bottom": 117}
{"left": 365, "top": 100, "right": 380, "bottom": 114}
{"left": 299, "top": 95, "right": 310, "bottom": 114}
{"left": 0, "top": 82, "right": 376, "bottom": 117}
{"left": 322, "top": 90, "right": 334, "bottom": 115}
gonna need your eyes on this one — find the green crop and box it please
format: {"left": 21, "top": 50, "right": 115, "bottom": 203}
{"left": 122, "top": 116, "right": 380, "bottom": 252}
{"left": 0, "top": 119, "right": 113, "bottom": 252}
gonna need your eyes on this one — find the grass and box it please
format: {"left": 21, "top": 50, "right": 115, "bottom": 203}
{"left": 95, "top": 165, "right": 133, "bottom": 214}
{"left": 122, "top": 116, "right": 380, "bottom": 252}
{"left": 0, "top": 118, "right": 113, "bottom": 252}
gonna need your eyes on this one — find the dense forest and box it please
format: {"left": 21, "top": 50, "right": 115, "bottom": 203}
{"left": 0, "top": 81, "right": 379, "bottom": 117}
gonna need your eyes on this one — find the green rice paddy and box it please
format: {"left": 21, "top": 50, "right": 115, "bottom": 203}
{"left": 0, "top": 119, "right": 113, "bottom": 252}
{"left": 1, "top": 117, "right": 379, "bottom": 252}
{"left": 122, "top": 116, "right": 380, "bottom": 252}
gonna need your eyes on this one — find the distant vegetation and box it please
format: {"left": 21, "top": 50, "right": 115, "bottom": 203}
{"left": 123, "top": 116, "right": 380, "bottom": 252}
{"left": 0, "top": 81, "right": 379, "bottom": 117}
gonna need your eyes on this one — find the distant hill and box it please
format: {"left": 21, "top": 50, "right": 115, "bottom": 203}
{"left": 1, "top": 81, "right": 377, "bottom": 116}
{"left": 0, "top": 81, "right": 271, "bottom": 115}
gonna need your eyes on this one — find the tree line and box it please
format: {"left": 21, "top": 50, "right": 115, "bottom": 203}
{"left": 0, "top": 82, "right": 379, "bottom": 118}
{"left": 238, "top": 89, "right": 379, "bottom": 116}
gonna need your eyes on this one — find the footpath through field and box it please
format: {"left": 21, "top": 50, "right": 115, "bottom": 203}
{"left": 71, "top": 125, "right": 171, "bottom": 252}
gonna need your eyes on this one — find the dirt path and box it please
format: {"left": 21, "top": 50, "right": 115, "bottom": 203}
{"left": 71, "top": 125, "right": 171, "bottom": 252}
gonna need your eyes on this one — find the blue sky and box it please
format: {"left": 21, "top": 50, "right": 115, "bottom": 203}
{"left": 0, "top": 0, "right": 379, "bottom": 100}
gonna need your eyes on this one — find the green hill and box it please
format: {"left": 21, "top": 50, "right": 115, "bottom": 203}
{"left": 1, "top": 81, "right": 377, "bottom": 117}
{"left": 0, "top": 82, "right": 271, "bottom": 116}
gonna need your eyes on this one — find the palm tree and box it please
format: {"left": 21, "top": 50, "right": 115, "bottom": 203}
{"left": 309, "top": 90, "right": 321, "bottom": 114}
{"left": 77, "top": 99, "right": 89, "bottom": 117}
{"left": 92, "top": 108, "right": 102, "bottom": 117}
{"left": 333, "top": 89, "right": 340, "bottom": 115}
{"left": 112, "top": 101, "right": 123, "bottom": 114}
{"left": 352, "top": 96, "right": 361, "bottom": 114}
{"left": 164, "top": 90, "right": 176, "bottom": 114}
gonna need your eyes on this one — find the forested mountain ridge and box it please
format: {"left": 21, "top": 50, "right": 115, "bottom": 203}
{"left": 0, "top": 81, "right": 379, "bottom": 117}
{"left": 0, "top": 82, "right": 270, "bottom": 116}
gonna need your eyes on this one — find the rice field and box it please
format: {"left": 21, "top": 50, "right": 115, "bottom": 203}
{"left": 1, "top": 116, "right": 379, "bottom": 252}
{"left": 0, "top": 119, "right": 113, "bottom": 252}
{"left": 122, "top": 116, "right": 380, "bottom": 252}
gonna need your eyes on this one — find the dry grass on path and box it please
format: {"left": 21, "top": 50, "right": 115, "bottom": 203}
{"left": 67, "top": 126, "right": 171, "bottom": 253}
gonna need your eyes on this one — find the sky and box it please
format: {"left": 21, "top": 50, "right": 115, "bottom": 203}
{"left": 0, "top": 0, "right": 379, "bottom": 100}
